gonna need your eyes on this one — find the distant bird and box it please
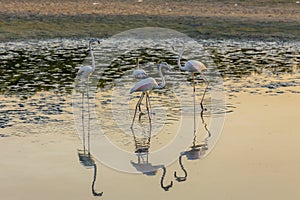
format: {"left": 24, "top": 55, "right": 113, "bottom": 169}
{"left": 172, "top": 41, "right": 209, "bottom": 110}
{"left": 130, "top": 62, "right": 171, "bottom": 127}
{"left": 77, "top": 38, "right": 100, "bottom": 153}
{"left": 133, "top": 57, "right": 148, "bottom": 79}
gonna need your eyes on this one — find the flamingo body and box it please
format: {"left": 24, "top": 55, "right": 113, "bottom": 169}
{"left": 77, "top": 65, "right": 93, "bottom": 80}
{"left": 77, "top": 38, "right": 100, "bottom": 81}
{"left": 130, "top": 77, "right": 158, "bottom": 94}
{"left": 183, "top": 60, "right": 207, "bottom": 73}
{"left": 133, "top": 69, "right": 148, "bottom": 79}
{"left": 130, "top": 62, "right": 171, "bottom": 127}
{"left": 133, "top": 57, "right": 148, "bottom": 79}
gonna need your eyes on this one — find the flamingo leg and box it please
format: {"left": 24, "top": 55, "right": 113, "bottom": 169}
{"left": 145, "top": 93, "right": 151, "bottom": 122}
{"left": 148, "top": 121, "right": 152, "bottom": 145}
{"left": 193, "top": 75, "right": 196, "bottom": 135}
{"left": 138, "top": 104, "right": 143, "bottom": 114}
{"left": 191, "top": 72, "right": 197, "bottom": 134}
{"left": 131, "top": 93, "right": 145, "bottom": 128}
{"left": 147, "top": 92, "right": 153, "bottom": 114}
{"left": 200, "top": 76, "right": 209, "bottom": 110}
{"left": 87, "top": 81, "right": 91, "bottom": 154}
{"left": 82, "top": 91, "right": 86, "bottom": 152}
{"left": 192, "top": 72, "right": 195, "bottom": 94}
{"left": 82, "top": 92, "right": 85, "bottom": 150}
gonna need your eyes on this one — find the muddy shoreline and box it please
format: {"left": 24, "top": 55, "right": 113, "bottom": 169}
{"left": 0, "top": 0, "right": 299, "bottom": 41}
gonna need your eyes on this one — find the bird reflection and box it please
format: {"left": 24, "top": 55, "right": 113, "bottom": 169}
{"left": 77, "top": 92, "right": 103, "bottom": 196}
{"left": 174, "top": 95, "right": 211, "bottom": 182}
{"left": 77, "top": 150, "right": 103, "bottom": 196}
{"left": 130, "top": 115, "right": 173, "bottom": 191}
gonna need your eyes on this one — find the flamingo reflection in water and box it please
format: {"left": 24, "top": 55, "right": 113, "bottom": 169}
{"left": 78, "top": 150, "right": 103, "bottom": 196}
{"left": 130, "top": 62, "right": 171, "bottom": 128}
{"left": 172, "top": 41, "right": 209, "bottom": 110}
{"left": 77, "top": 39, "right": 103, "bottom": 196}
{"left": 174, "top": 99, "right": 212, "bottom": 182}
{"left": 77, "top": 98, "right": 103, "bottom": 196}
{"left": 130, "top": 116, "right": 173, "bottom": 191}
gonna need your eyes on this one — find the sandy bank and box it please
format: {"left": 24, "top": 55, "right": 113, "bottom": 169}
{"left": 1, "top": 91, "right": 299, "bottom": 199}
{"left": 1, "top": 0, "right": 299, "bottom": 21}
{"left": 0, "top": 0, "right": 299, "bottom": 41}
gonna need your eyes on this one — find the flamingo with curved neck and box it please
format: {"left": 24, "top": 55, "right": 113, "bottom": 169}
{"left": 77, "top": 38, "right": 100, "bottom": 153}
{"left": 173, "top": 41, "right": 209, "bottom": 110}
{"left": 130, "top": 62, "right": 171, "bottom": 127}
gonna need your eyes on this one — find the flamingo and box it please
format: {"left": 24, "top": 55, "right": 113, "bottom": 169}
{"left": 172, "top": 41, "right": 209, "bottom": 110}
{"left": 132, "top": 57, "right": 148, "bottom": 114}
{"left": 133, "top": 57, "right": 148, "bottom": 79}
{"left": 77, "top": 38, "right": 100, "bottom": 153}
{"left": 130, "top": 62, "right": 171, "bottom": 127}
{"left": 77, "top": 38, "right": 100, "bottom": 80}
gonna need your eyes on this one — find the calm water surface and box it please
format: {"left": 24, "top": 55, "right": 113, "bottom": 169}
{"left": 0, "top": 37, "right": 299, "bottom": 129}
{"left": 1, "top": 34, "right": 300, "bottom": 196}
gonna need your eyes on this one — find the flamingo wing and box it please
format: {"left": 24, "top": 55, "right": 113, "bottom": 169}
{"left": 185, "top": 60, "right": 207, "bottom": 73}
{"left": 130, "top": 78, "right": 157, "bottom": 94}
{"left": 77, "top": 65, "right": 93, "bottom": 79}
{"left": 133, "top": 69, "right": 148, "bottom": 79}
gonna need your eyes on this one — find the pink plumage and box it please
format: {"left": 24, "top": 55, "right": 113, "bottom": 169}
{"left": 130, "top": 78, "right": 157, "bottom": 94}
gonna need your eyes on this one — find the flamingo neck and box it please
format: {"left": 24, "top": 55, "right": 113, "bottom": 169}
{"left": 177, "top": 44, "right": 185, "bottom": 70}
{"left": 156, "top": 65, "right": 166, "bottom": 89}
{"left": 89, "top": 43, "right": 96, "bottom": 73}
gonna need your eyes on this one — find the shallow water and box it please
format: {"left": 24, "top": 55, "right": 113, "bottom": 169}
{"left": 0, "top": 36, "right": 299, "bottom": 130}
{"left": 1, "top": 31, "right": 300, "bottom": 198}
{"left": 0, "top": 38, "right": 299, "bottom": 96}
{"left": 0, "top": 29, "right": 299, "bottom": 159}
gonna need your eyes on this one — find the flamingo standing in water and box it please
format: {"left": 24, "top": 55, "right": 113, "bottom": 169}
{"left": 77, "top": 38, "right": 100, "bottom": 153}
{"left": 133, "top": 57, "right": 148, "bottom": 113}
{"left": 77, "top": 38, "right": 101, "bottom": 80}
{"left": 133, "top": 57, "right": 148, "bottom": 79}
{"left": 172, "top": 41, "right": 209, "bottom": 110}
{"left": 130, "top": 62, "right": 171, "bottom": 127}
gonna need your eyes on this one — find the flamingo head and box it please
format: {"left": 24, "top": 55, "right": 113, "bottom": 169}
{"left": 172, "top": 40, "right": 185, "bottom": 53}
{"left": 88, "top": 38, "right": 101, "bottom": 50}
{"left": 158, "top": 62, "right": 171, "bottom": 71}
